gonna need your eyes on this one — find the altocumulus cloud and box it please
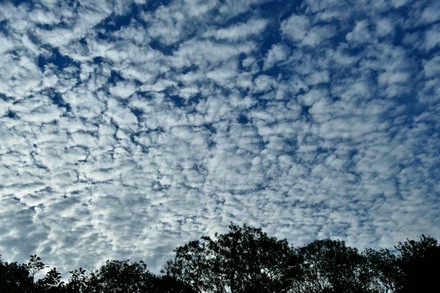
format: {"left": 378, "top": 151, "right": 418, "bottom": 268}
{"left": 0, "top": 0, "right": 439, "bottom": 274}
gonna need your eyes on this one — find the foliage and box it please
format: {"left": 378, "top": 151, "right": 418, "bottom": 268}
{"left": 0, "top": 226, "right": 438, "bottom": 293}
{"left": 0, "top": 255, "right": 64, "bottom": 293}
{"left": 362, "top": 248, "right": 398, "bottom": 292}
{"left": 95, "top": 260, "right": 154, "bottom": 292}
{"left": 164, "top": 223, "right": 302, "bottom": 292}
{"left": 393, "top": 235, "right": 440, "bottom": 293}
{"left": 293, "top": 239, "right": 388, "bottom": 293}
{"left": 0, "top": 257, "right": 34, "bottom": 292}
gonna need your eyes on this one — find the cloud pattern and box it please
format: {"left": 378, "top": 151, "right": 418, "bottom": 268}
{"left": 0, "top": 0, "right": 439, "bottom": 274}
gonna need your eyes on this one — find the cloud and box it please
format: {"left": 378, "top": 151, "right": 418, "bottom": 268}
{"left": 281, "top": 14, "right": 311, "bottom": 43}
{"left": 263, "top": 43, "right": 290, "bottom": 70}
{"left": 0, "top": 0, "right": 439, "bottom": 277}
{"left": 204, "top": 18, "right": 269, "bottom": 41}
{"left": 423, "top": 24, "right": 440, "bottom": 52}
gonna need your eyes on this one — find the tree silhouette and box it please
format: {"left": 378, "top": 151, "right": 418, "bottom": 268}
{"left": 0, "top": 227, "right": 438, "bottom": 292}
{"left": 293, "top": 239, "right": 392, "bottom": 293}
{"left": 151, "top": 275, "right": 197, "bottom": 293}
{"left": 0, "top": 255, "right": 65, "bottom": 293}
{"left": 35, "top": 267, "right": 64, "bottom": 292}
{"left": 66, "top": 266, "right": 97, "bottom": 292}
{"left": 163, "top": 238, "right": 215, "bottom": 292}
{"left": 163, "top": 223, "right": 301, "bottom": 293}
{"left": 94, "top": 259, "right": 154, "bottom": 292}
{"left": 393, "top": 235, "right": 440, "bottom": 293}
{"left": 362, "top": 248, "right": 398, "bottom": 293}
{"left": 64, "top": 259, "right": 196, "bottom": 292}
{"left": 0, "top": 256, "right": 34, "bottom": 293}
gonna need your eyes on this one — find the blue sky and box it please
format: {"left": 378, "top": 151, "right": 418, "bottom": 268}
{"left": 0, "top": 0, "right": 439, "bottom": 274}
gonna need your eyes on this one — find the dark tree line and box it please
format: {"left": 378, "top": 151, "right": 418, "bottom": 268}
{"left": 1, "top": 224, "right": 439, "bottom": 292}
{"left": 0, "top": 255, "right": 194, "bottom": 293}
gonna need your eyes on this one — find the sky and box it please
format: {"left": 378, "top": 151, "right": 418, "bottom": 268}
{"left": 0, "top": 0, "right": 439, "bottom": 275}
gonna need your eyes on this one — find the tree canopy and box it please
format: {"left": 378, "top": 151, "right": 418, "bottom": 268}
{"left": 163, "top": 223, "right": 300, "bottom": 292}
{"left": 0, "top": 223, "right": 438, "bottom": 292}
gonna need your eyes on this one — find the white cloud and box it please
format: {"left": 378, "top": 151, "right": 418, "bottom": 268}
{"left": 420, "top": 2, "right": 440, "bottom": 24}
{"left": 281, "top": 14, "right": 310, "bottom": 43}
{"left": 346, "top": 20, "right": 372, "bottom": 43}
{"left": 263, "top": 44, "right": 290, "bottom": 70}
{"left": 204, "top": 19, "right": 268, "bottom": 41}
{"left": 423, "top": 25, "right": 440, "bottom": 52}
{"left": 423, "top": 55, "right": 440, "bottom": 78}
{"left": 375, "top": 18, "right": 394, "bottom": 37}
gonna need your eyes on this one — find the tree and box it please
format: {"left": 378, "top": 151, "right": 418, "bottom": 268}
{"left": 362, "top": 248, "right": 398, "bottom": 293}
{"left": 1, "top": 229, "right": 439, "bottom": 292}
{"left": 94, "top": 259, "right": 155, "bottom": 292}
{"left": 35, "top": 267, "right": 65, "bottom": 292}
{"left": 163, "top": 237, "right": 222, "bottom": 292}
{"left": 150, "top": 275, "right": 198, "bottom": 293}
{"left": 66, "top": 266, "right": 97, "bottom": 293}
{"left": 393, "top": 235, "right": 440, "bottom": 293}
{"left": 293, "top": 239, "right": 385, "bottom": 293}
{"left": 212, "top": 224, "right": 300, "bottom": 292}
{"left": 0, "top": 255, "right": 65, "bottom": 293}
{"left": 64, "top": 259, "right": 195, "bottom": 292}
{"left": 163, "top": 223, "right": 301, "bottom": 293}
{"left": 0, "top": 256, "right": 34, "bottom": 293}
